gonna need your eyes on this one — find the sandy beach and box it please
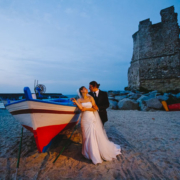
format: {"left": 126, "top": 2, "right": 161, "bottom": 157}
{"left": 0, "top": 108, "right": 180, "bottom": 179}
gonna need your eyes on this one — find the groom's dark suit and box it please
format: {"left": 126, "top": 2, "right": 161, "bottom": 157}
{"left": 89, "top": 90, "right": 109, "bottom": 125}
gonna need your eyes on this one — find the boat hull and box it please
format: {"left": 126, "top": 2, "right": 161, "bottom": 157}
{"left": 168, "top": 103, "right": 180, "bottom": 111}
{"left": 6, "top": 100, "right": 81, "bottom": 152}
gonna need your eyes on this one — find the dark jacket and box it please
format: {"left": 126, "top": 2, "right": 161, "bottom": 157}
{"left": 89, "top": 90, "right": 109, "bottom": 124}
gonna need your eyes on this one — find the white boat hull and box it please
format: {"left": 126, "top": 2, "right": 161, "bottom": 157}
{"left": 6, "top": 100, "right": 81, "bottom": 152}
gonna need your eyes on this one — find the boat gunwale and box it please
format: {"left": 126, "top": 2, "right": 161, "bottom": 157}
{"left": 5, "top": 99, "right": 77, "bottom": 107}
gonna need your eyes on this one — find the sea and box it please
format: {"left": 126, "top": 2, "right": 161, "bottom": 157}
{"left": 64, "top": 95, "right": 77, "bottom": 98}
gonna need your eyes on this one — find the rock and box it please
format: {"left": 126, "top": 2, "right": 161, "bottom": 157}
{"left": 139, "top": 102, "right": 150, "bottom": 111}
{"left": 137, "top": 95, "right": 163, "bottom": 111}
{"left": 137, "top": 95, "right": 152, "bottom": 111}
{"left": 108, "top": 96, "right": 115, "bottom": 100}
{"left": 127, "top": 92, "right": 135, "bottom": 96}
{"left": 171, "top": 94, "right": 176, "bottom": 97}
{"left": 109, "top": 100, "right": 118, "bottom": 109}
{"left": 143, "top": 93, "right": 149, "bottom": 96}
{"left": 156, "top": 95, "right": 169, "bottom": 101}
{"left": 176, "top": 92, "right": 180, "bottom": 98}
{"left": 145, "top": 98, "right": 163, "bottom": 110}
{"left": 118, "top": 98, "right": 139, "bottom": 110}
{"left": 129, "top": 94, "right": 142, "bottom": 100}
{"left": 120, "top": 91, "right": 131, "bottom": 95}
{"left": 164, "top": 93, "right": 170, "bottom": 96}
{"left": 114, "top": 95, "right": 127, "bottom": 101}
{"left": 107, "top": 91, "right": 121, "bottom": 96}
{"left": 150, "top": 90, "right": 158, "bottom": 93}
{"left": 135, "top": 90, "right": 142, "bottom": 94}
{"left": 145, "top": 91, "right": 159, "bottom": 98}
{"left": 108, "top": 90, "right": 130, "bottom": 96}
{"left": 137, "top": 95, "right": 152, "bottom": 103}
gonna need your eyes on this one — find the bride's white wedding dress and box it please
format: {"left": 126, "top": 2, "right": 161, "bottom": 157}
{"left": 81, "top": 102, "right": 121, "bottom": 164}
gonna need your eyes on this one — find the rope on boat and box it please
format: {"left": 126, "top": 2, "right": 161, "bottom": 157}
{"left": 53, "top": 125, "right": 78, "bottom": 164}
{"left": 15, "top": 127, "right": 24, "bottom": 179}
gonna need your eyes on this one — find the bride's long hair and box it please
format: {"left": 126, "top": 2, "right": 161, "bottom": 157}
{"left": 79, "top": 86, "right": 85, "bottom": 96}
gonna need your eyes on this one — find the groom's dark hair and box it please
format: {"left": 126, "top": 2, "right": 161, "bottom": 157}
{"left": 79, "top": 86, "right": 85, "bottom": 96}
{"left": 89, "top": 81, "right": 100, "bottom": 88}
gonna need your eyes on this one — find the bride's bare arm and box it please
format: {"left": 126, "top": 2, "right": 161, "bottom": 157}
{"left": 71, "top": 97, "right": 98, "bottom": 112}
{"left": 71, "top": 98, "right": 83, "bottom": 110}
{"left": 83, "top": 96, "right": 99, "bottom": 112}
{"left": 91, "top": 96, "right": 99, "bottom": 110}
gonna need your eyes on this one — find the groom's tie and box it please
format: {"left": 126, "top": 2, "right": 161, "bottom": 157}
{"left": 93, "top": 92, "right": 98, "bottom": 103}
{"left": 93, "top": 92, "right": 96, "bottom": 98}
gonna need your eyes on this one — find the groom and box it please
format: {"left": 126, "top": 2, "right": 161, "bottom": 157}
{"left": 89, "top": 81, "right": 109, "bottom": 125}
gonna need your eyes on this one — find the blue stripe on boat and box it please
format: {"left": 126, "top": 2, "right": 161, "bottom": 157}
{"left": 42, "top": 140, "right": 53, "bottom": 153}
{"left": 5, "top": 99, "right": 76, "bottom": 107}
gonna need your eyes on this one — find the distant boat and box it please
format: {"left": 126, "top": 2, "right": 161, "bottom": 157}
{"left": 5, "top": 87, "right": 81, "bottom": 153}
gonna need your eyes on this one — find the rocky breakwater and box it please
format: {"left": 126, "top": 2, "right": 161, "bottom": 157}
{"left": 108, "top": 90, "right": 180, "bottom": 111}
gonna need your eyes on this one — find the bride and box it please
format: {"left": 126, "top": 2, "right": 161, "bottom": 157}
{"left": 71, "top": 86, "right": 121, "bottom": 164}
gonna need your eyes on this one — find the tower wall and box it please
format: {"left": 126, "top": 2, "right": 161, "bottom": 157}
{"left": 128, "top": 6, "right": 180, "bottom": 92}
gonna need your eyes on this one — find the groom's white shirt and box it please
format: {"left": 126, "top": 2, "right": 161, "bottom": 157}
{"left": 95, "top": 89, "right": 99, "bottom": 97}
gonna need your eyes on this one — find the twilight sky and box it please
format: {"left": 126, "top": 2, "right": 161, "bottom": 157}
{"left": 0, "top": 0, "right": 180, "bottom": 94}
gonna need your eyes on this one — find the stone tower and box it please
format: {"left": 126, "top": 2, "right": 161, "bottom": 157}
{"left": 128, "top": 6, "right": 180, "bottom": 92}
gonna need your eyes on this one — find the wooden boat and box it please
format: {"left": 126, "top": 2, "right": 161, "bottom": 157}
{"left": 5, "top": 87, "right": 81, "bottom": 153}
{"left": 167, "top": 103, "right": 180, "bottom": 111}
{"left": 161, "top": 95, "right": 180, "bottom": 111}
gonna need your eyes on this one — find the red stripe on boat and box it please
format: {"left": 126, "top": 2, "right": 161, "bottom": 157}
{"left": 22, "top": 122, "right": 78, "bottom": 153}
{"left": 10, "top": 109, "right": 80, "bottom": 115}
{"left": 22, "top": 125, "right": 34, "bottom": 133}
{"left": 34, "top": 122, "right": 78, "bottom": 152}
{"left": 168, "top": 103, "right": 180, "bottom": 111}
